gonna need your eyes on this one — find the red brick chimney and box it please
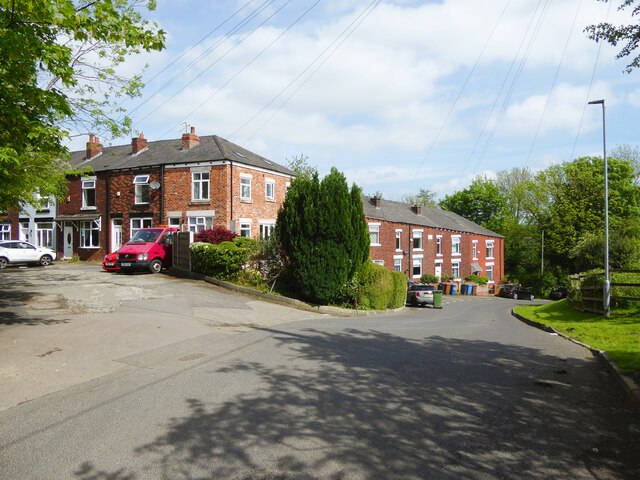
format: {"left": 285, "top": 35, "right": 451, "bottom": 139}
{"left": 412, "top": 204, "right": 422, "bottom": 214}
{"left": 132, "top": 133, "right": 148, "bottom": 155}
{"left": 181, "top": 126, "right": 200, "bottom": 150}
{"left": 86, "top": 134, "right": 102, "bottom": 160}
{"left": 372, "top": 196, "right": 381, "bottom": 208}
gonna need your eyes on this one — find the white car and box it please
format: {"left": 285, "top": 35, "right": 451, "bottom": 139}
{"left": 0, "top": 241, "right": 57, "bottom": 269}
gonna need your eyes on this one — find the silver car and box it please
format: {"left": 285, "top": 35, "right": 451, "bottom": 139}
{"left": 406, "top": 283, "right": 436, "bottom": 307}
{"left": 0, "top": 241, "right": 57, "bottom": 269}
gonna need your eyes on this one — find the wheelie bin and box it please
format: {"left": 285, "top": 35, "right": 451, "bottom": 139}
{"left": 433, "top": 290, "right": 443, "bottom": 309}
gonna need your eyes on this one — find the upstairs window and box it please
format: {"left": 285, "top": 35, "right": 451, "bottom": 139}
{"left": 395, "top": 231, "right": 402, "bottom": 250}
{"left": 192, "top": 172, "right": 210, "bottom": 201}
{"left": 82, "top": 177, "right": 96, "bottom": 209}
{"left": 240, "top": 176, "right": 252, "bottom": 201}
{"left": 413, "top": 230, "right": 423, "bottom": 250}
{"left": 486, "top": 240, "right": 495, "bottom": 258}
{"left": 452, "top": 235, "right": 461, "bottom": 255}
{"left": 472, "top": 241, "right": 478, "bottom": 259}
{"left": 436, "top": 236, "right": 442, "bottom": 255}
{"left": 369, "top": 224, "right": 380, "bottom": 245}
{"left": 265, "top": 180, "right": 275, "bottom": 200}
{"left": 133, "top": 175, "right": 150, "bottom": 204}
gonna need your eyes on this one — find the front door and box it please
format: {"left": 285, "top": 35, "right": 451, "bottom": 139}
{"left": 435, "top": 262, "right": 442, "bottom": 280}
{"left": 63, "top": 224, "right": 73, "bottom": 259}
{"left": 111, "top": 219, "right": 122, "bottom": 253}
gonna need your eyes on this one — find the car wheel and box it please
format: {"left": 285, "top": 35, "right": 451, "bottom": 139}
{"left": 39, "top": 255, "right": 53, "bottom": 267}
{"left": 513, "top": 293, "right": 518, "bottom": 300}
{"left": 0, "top": 257, "right": 7, "bottom": 269}
{"left": 529, "top": 294, "right": 535, "bottom": 301}
{"left": 149, "top": 259, "right": 162, "bottom": 274}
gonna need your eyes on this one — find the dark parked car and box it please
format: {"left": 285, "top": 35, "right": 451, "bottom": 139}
{"left": 498, "top": 284, "right": 534, "bottom": 301}
{"left": 549, "top": 286, "right": 568, "bottom": 300}
{"left": 407, "top": 283, "right": 436, "bottom": 307}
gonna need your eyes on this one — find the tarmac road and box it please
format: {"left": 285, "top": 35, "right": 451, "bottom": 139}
{"left": 0, "top": 263, "right": 639, "bottom": 479}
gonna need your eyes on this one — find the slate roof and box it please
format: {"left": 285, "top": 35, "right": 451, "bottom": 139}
{"left": 362, "top": 195, "right": 502, "bottom": 238}
{"left": 69, "top": 134, "right": 295, "bottom": 176}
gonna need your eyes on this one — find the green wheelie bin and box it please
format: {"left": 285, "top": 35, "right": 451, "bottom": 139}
{"left": 433, "top": 290, "right": 443, "bottom": 309}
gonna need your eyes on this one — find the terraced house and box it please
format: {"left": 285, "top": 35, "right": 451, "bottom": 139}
{"left": 363, "top": 195, "right": 504, "bottom": 287}
{"left": 55, "top": 128, "right": 294, "bottom": 261}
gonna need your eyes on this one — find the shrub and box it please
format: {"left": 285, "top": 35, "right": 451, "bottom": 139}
{"left": 420, "top": 274, "right": 440, "bottom": 284}
{"left": 230, "top": 268, "right": 269, "bottom": 292}
{"left": 355, "top": 262, "right": 407, "bottom": 310}
{"left": 190, "top": 241, "right": 253, "bottom": 279}
{"left": 464, "top": 274, "right": 488, "bottom": 285}
{"left": 194, "top": 227, "right": 237, "bottom": 244}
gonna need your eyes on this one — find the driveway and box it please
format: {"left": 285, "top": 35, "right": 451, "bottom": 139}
{"left": 0, "top": 263, "right": 325, "bottom": 411}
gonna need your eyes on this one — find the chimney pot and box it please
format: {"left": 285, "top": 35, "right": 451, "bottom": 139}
{"left": 182, "top": 126, "right": 200, "bottom": 150}
{"left": 86, "top": 133, "right": 102, "bottom": 160}
{"left": 412, "top": 205, "right": 422, "bottom": 214}
{"left": 132, "top": 132, "right": 148, "bottom": 155}
{"left": 372, "top": 196, "right": 381, "bottom": 208}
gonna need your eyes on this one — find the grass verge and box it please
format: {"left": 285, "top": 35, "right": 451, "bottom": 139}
{"left": 514, "top": 299, "right": 640, "bottom": 373}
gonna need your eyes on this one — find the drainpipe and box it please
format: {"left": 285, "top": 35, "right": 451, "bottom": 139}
{"left": 105, "top": 170, "right": 110, "bottom": 253}
{"left": 230, "top": 159, "right": 234, "bottom": 230}
{"left": 160, "top": 165, "right": 165, "bottom": 224}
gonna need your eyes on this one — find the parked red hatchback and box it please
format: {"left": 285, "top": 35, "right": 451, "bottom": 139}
{"left": 116, "top": 227, "right": 177, "bottom": 274}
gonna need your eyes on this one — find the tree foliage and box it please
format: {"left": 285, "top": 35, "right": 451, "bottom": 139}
{"left": 401, "top": 188, "right": 438, "bottom": 208}
{"left": 585, "top": 0, "right": 640, "bottom": 73}
{"left": 276, "top": 168, "right": 369, "bottom": 304}
{"left": 0, "top": 0, "right": 165, "bottom": 209}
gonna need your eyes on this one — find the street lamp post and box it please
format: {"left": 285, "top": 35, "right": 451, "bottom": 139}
{"left": 588, "top": 99, "right": 610, "bottom": 316}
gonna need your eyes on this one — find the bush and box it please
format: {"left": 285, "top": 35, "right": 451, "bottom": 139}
{"left": 230, "top": 268, "right": 269, "bottom": 292}
{"left": 464, "top": 274, "right": 488, "bottom": 285}
{"left": 194, "top": 227, "right": 237, "bottom": 244}
{"left": 190, "top": 240, "right": 254, "bottom": 279}
{"left": 355, "top": 262, "right": 407, "bottom": 310}
{"left": 420, "top": 274, "right": 440, "bottom": 284}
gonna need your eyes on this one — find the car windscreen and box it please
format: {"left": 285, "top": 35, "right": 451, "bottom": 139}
{"left": 128, "top": 229, "right": 162, "bottom": 243}
{"left": 413, "top": 285, "right": 434, "bottom": 291}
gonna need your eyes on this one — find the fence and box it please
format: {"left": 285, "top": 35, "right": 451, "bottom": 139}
{"left": 568, "top": 270, "right": 640, "bottom": 315}
{"left": 172, "top": 231, "right": 193, "bottom": 274}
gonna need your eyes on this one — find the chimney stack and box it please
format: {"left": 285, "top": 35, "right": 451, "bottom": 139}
{"left": 372, "top": 196, "right": 381, "bottom": 208}
{"left": 86, "top": 134, "right": 102, "bottom": 160}
{"left": 181, "top": 126, "right": 200, "bottom": 150}
{"left": 132, "top": 133, "right": 148, "bottom": 155}
{"left": 412, "top": 204, "right": 422, "bottom": 215}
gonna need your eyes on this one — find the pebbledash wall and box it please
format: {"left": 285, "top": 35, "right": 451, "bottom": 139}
{"left": 58, "top": 128, "right": 294, "bottom": 261}
{"left": 362, "top": 195, "right": 504, "bottom": 285}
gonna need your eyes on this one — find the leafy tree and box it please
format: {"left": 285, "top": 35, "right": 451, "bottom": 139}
{"left": 0, "top": 0, "right": 165, "bottom": 209}
{"left": 585, "top": 0, "right": 640, "bottom": 73}
{"left": 439, "top": 175, "right": 507, "bottom": 233}
{"left": 401, "top": 188, "right": 438, "bottom": 208}
{"left": 276, "top": 168, "right": 369, "bottom": 304}
{"left": 285, "top": 153, "right": 316, "bottom": 178}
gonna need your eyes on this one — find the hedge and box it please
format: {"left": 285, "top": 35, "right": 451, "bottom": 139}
{"left": 357, "top": 262, "right": 407, "bottom": 310}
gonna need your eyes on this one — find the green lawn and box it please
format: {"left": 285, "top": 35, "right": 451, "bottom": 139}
{"left": 514, "top": 300, "right": 640, "bottom": 372}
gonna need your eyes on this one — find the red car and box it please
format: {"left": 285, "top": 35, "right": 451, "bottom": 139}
{"left": 102, "top": 252, "right": 119, "bottom": 272}
{"left": 116, "top": 227, "right": 177, "bottom": 273}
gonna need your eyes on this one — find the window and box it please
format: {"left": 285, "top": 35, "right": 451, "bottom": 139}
{"left": 412, "top": 257, "right": 422, "bottom": 277}
{"left": 265, "top": 180, "right": 275, "bottom": 200}
{"left": 436, "top": 235, "right": 442, "bottom": 255}
{"left": 486, "top": 240, "right": 495, "bottom": 258}
{"left": 369, "top": 223, "right": 380, "bottom": 245}
{"left": 131, "top": 217, "right": 152, "bottom": 238}
{"left": 20, "top": 221, "right": 29, "bottom": 241}
{"left": 36, "top": 222, "right": 53, "bottom": 248}
{"left": 395, "top": 231, "right": 402, "bottom": 250}
{"left": 452, "top": 235, "right": 461, "bottom": 255}
{"left": 239, "top": 221, "right": 252, "bottom": 238}
{"left": 452, "top": 261, "right": 460, "bottom": 279}
{"left": 192, "top": 172, "right": 210, "bottom": 201}
{"left": 168, "top": 217, "right": 181, "bottom": 228}
{"left": 472, "top": 241, "right": 478, "bottom": 260}
{"left": 260, "top": 222, "right": 275, "bottom": 239}
{"left": 133, "top": 175, "right": 150, "bottom": 204}
{"left": 240, "top": 176, "right": 251, "bottom": 201}
{"left": 82, "top": 177, "right": 96, "bottom": 209}
{"left": 394, "top": 257, "right": 402, "bottom": 272}
{"left": 0, "top": 224, "right": 10, "bottom": 241}
{"left": 413, "top": 230, "right": 423, "bottom": 250}
{"left": 372, "top": 259, "right": 384, "bottom": 266}
{"left": 486, "top": 264, "right": 494, "bottom": 282}
{"left": 80, "top": 220, "right": 100, "bottom": 248}
{"left": 188, "top": 216, "right": 211, "bottom": 233}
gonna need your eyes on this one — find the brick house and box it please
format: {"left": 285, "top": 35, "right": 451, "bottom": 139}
{"left": 362, "top": 195, "right": 504, "bottom": 285}
{"left": 57, "top": 128, "right": 294, "bottom": 261}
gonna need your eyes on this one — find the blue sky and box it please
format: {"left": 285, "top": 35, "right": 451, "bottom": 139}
{"left": 68, "top": 0, "right": 640, "bottom": 201}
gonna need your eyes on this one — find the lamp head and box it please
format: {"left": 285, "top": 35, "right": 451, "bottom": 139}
{"left": 588, "top": 99, "right": 605, "bottom": 105}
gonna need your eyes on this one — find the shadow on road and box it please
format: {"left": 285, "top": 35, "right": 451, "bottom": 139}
{"left": 75, "top": 328, "right": 640, "bottom": 479}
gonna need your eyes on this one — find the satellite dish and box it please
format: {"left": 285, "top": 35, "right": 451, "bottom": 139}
{"left": 149, "top": 181, "right": 161, "bottom": 190}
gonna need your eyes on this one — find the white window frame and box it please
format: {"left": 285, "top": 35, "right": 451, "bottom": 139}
{"left": 239, "top": 219, "right": 252, "bottom": 238}
{"left": 372, "top": 259, "right": 384, "bottom": 266}
{"left": 240, "top": 175, "right": 252, "bottom": 201}
{"left": 436, "top": 235, "right": 442, "bottom": 256}
{"left": 188, "top": 216, "right": 211, "bottom": 233}
{"left": 133, "top": 175, "right": 150, "bottom": 205}
{"left": 472, "top": 240, "right": 478, "bottom": 260}
{"left": 486, "top": 263, "right": 495, "bottom": 283}
{"left": 451, "top": 261, "right": 461, "bottom": 280}
{"left": 412, "top": 230, "right": 423, "bottom": 251}
{"left": 36, "top": 222, "right": 54, "bottom": 248}
{"left": 168, "top": 217, "right": 181, "bottom": 228}
{"left": 80, "top": 220, "right": 100, "bottom": 248}
{"left": 265, "top": 179, "right": 275, "bottom": 201}
{"left": 192, "top": 171, "right": 210, "bottom": 201}
{"left": 393, "top": 256, "right": 402, "bottom": 273}
{"left": 486, "top": 240, "right": 495, "bottom": 259}
{"left": 451, "top": 235, "right": 461, "bottom": 256}
{"left": 369, "top": 223, "right": 381, "bottom": 246}
{"left": 412, "top": 256, "right": 423, "bottom": 278}
{"left": 0, "top": 224, "right": 10, "bottom": 241}
{"left": 82, "top": 177, "right": 97, "bottom": 209}
{"left": 395, "top": 230, "right": 402, "bottom": 251}
{"left": 131, "top": 217, "right": 152, "bottom": 239}
{"left": 259, "top": 222, "right": 275, "bottom": 239}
